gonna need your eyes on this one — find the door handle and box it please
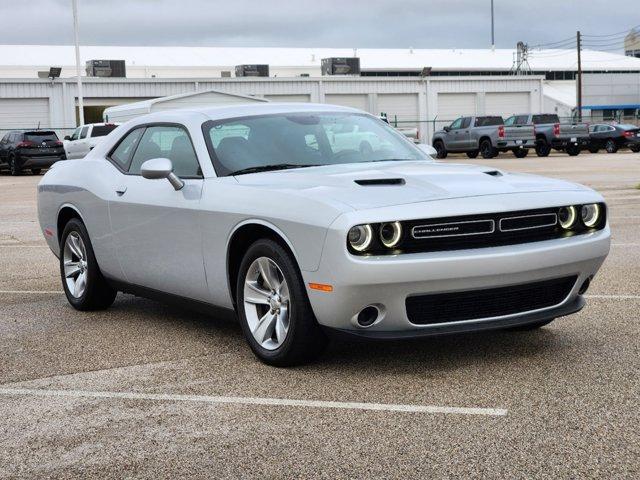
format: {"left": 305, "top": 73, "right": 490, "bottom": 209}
{"left": 115, "top": 186, "right": 127, "bottom": 196}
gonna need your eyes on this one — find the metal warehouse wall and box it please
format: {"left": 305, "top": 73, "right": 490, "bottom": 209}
{"left": 0, "top": 76, "right": 544, "bottom": 141}
{"left": 582, "top": 73, "right": 640, "bottom": 109}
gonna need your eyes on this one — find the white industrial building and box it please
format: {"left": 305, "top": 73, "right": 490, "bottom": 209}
{"left": 0, "top": 45, "right": 639, "bottom": 141}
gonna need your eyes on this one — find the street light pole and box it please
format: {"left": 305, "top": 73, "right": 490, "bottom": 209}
{"left": 491, "top": 0, "right": 495, "bottom": 51}
{"left": 71, "top": 0, "right": 84, "bottom": 126}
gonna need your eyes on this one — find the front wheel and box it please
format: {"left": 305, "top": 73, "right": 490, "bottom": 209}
{"left": 605, "top": 139, "right": 618, "bottom": 154}
{"left": 512, "top": 148, "right": 528, "bottom": 158}
{"left": 60, "top": 218, "right": 117, "bottom": 311}
{"left": 535, "top": 139, "right": 551, "bottom": 157}
{"left": 466, "top": 150, "right": 479, "bottom": 159}
{"left": 236, "top": 239, "right": 328, "bottom": 367}
{"left": 433, "top": 141, "right": 448, "bottom": 159}
{"left": 588, "top": 147, "right": 600, "bottom": 154}
{"left": 9, "top": 156, "right": 20, "bottom": 176}
{"left": 566, "top": 144, "right": 580, "bottom": 156}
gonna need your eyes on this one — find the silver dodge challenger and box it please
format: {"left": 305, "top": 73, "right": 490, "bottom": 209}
{"left": 37, "top": 103, "right": 610, "bottom": 366}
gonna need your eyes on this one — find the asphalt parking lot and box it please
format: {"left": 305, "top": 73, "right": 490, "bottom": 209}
{"left": 0, "top": 152, "right": 638, "bottom": 479}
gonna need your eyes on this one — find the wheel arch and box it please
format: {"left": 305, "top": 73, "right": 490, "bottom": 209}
{"left": 226, "top": 220, "right": 300, "bottom": 308}
{"left": 56, "top": 204, "right": 85, "bottom": 244}
{"left": 479, "top": 135, "right": 492, "bottom": 146}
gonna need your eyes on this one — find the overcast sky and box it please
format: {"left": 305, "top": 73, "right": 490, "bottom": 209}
{"left": 0, "top": 0, "right": 638, "bottom": 50}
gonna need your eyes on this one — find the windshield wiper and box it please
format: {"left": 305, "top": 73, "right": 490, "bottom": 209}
{"left": 230, "top": 163, "right": 322, "bottom": 176}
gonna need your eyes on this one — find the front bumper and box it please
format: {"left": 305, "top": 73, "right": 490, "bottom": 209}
{"left": 303, "top": 201, "right": 610, "bottom": 338}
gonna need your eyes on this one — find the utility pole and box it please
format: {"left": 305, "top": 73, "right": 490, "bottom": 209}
{"left": 577, "top": 30, "right": 582, "bottom": 121}
{"left": 491, "top": 0, "right": 495, "bottom": 51}
{"left": 72, "top": 0, "right": 84, "bottom": 126}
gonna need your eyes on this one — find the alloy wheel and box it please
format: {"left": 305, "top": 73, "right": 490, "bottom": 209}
{"left": 63, "top": 231, "right": 89, "bottom": 298}
{"left": 243, "top": 256, "right": 290, "bottom": 350}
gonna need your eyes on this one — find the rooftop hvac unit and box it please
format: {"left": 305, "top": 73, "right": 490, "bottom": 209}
{"left": 321, "top": 57, "right": 361, "bottom": 76}
{"left": 85, "top": 60, "right": 126, "bottom": 78}
{"left": 235, "top": 64, "right": 269, "bottom": 77}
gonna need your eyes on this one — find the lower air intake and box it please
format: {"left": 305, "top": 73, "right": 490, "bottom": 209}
{"left": 406, "top": 276, "right": 578, "bottom": 325}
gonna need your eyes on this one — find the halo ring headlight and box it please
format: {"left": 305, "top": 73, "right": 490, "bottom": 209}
{"left": 379, "top": 221, "right": 403, "bottom": 248}
{"left": 558, "top": 206, "right": 577, "bottom": 230}
{"left": 581, "top": 204, "right": 601, "bottom": 228}
{"left": 348, "top": 224, "right": 373, "bottom": 252}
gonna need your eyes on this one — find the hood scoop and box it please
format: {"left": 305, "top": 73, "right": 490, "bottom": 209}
{"left": 354, "top": 178, "right": 406, "bottom": 186}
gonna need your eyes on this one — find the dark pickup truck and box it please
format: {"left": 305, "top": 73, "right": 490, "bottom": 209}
{"left": 505, "top": 114, "right": 590, "bottom": 157}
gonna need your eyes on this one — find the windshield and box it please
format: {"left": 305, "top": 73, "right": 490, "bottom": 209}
{"left": 203, "top": 112, "right": 429, "bottom": 176}
{"left": 92, "top": 124, "right": 118, "bottom": 137}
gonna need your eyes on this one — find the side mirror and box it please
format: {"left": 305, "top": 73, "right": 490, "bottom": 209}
{"left": 416, "top": 144, "right": 438, "bottom": 157}
{"left": 64, "top": 135, "right": 71, "bottom": 141}
{"left": 140, "top": 158, "right": 184, "bottom": 190}
{"left": 443, "top": 126, "right": 451, "bottom": 132}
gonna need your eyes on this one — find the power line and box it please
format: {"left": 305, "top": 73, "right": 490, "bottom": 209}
{"left": 582, "top": 25, "right": 640, "bottom": 38}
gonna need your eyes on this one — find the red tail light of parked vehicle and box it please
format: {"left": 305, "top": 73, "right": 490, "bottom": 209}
{"left": 553, "top": 123, "right": 561, "bottom": 137}
{"left": 497, "top": 125, "right": 505, "bottom": 138}
{"left": 16, "top": 141, "right": 35, "bottom": 148}
{"left": 623, "top": 130, "right": 636, "bottom": 138}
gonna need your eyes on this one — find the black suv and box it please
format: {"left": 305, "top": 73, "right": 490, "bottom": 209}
{"left": 0, "top": 130, "right": 66, "bottom": 175}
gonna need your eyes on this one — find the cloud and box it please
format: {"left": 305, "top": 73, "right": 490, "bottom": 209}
{"left": 0, "top": 0, "right": 636, "bottom": 49}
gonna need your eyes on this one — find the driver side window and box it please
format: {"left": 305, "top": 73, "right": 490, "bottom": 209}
{"left": 128, "top": 125, "right": 201, "bottom": 178}
{"left": 450, "top": 118, "right": 463, "bottom": 130}
{"left": 70, "top": 127, "right": 81, "bottom": 141}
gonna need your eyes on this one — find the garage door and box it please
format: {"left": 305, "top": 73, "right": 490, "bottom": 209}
{"left": 378, "top": 94, "right": 419, "bottom": 127}
{"left": 0, "top": 98, "right": 49, "bottom": 130}
{"left": 436, "top": 93, "right": 477, "bottom": 130}
{"left": 485, "top": 92, "right": 530, "bottom": 117}
{"left": 324, "top": 94, "right": 368, "bottom": 111}
{"left": 263, "top": 94, "right": 311, "bottom": 103}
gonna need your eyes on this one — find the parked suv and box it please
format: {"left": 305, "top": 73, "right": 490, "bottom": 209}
{"left": 0, "top": 130, "right": 66, "bottom": 175}
{"left": 432, "top": 116, "right": 535, "bottom": 159}
{"left": 505, "top": 114, "right": 589, "bottom": 157}
{"left": 64, "top": 122, "right": 119, "bottom": 159}
{"left": 588, "top": 124, "right": 640, "bottom": 153}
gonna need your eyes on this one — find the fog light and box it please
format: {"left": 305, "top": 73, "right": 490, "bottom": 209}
{"left": 379, "top": 221, "right": 402, "bottom": 248}
{"left": 581, "top": 204, "right": 600, "bottom": 228}
{"left": 348, "top": 224, "right": 373, "bottom": 252}
{"left": 558, "top": 206, "right": 577, "bottom": 229}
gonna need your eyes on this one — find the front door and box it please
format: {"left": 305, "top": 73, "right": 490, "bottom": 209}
{"left": 108, "top": 124, "right": 209, "bottom": 302}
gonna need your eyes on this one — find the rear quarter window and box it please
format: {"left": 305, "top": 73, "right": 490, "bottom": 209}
{"left": 92, "top": 125, "right": 118, "bottom": 137}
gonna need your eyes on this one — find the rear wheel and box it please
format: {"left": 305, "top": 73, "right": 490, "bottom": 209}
{"left": 480, "top": 139, "right": 497, "bottom": 159}
{"left": 566, "top": 144, "right": 580, "bottom": 156}
{"left": 60, "top": 218, "right": 117, "bottom": 311}
{"left": 512, "top": 148, "right": 528, "bottom": 158}
{"left": 630, "top": 144, "right": 640, "bottom": 153}
{"left": 433, "top": 141, "right": 447, "bottom": 159}
{"left": 9, "top": 156, "right": 20, "bottom": 176}
{"left": 535, "top": 139, "right": 551, "bottom": 157}
{"left": 605, "top": 139, "right": 618, "bottom": 154}
{"left": 31, "top": 168, "right": 42, "bottom": 175}
{"left": 466, "top": 150, "right": 479, "bottom": 159}
{"left": 236, "top": 239, "right": 328, "bottom": 367}
{"left": 588, "top": 146, "right": 600, "bottom": 154}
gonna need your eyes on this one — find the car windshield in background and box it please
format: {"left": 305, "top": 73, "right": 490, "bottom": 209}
{"left": 24, "top": 132, "right": 58, "bottom": 143}
{"left": 92, "top": 125, "right": 118, "bottom": 137}
{"left": 204, "top": 113, "right": 427, "bottom": 176}
{"left": 532, "top": 114, "right": 560, "bottom": 125}
{"left": 475, "top": 116, "right": 503, "bottom": 127}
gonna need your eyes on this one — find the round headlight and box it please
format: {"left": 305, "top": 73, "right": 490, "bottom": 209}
{"left": 558, "top": 206, "right": 577, "bottom": 229}
{"left": 348, "top": 224, "right": 373, "bottom": 252}
{"left": 581, "top": 204, "right": 601, "bottom": 228}
{"left": 379, "top": 221, "right": 403, "bottom": 248}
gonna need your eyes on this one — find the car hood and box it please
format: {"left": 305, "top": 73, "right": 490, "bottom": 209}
{"left": 234, "top": 161, "right": 587, "bottom": 210}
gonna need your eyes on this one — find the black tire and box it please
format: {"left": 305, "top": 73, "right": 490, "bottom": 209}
{"left": 566, "top": 144, "right": 580, "bottom": 156}
{"left": 508, "top": 318, "right": 556, "bottom": 331}
{"left": 9, "top": 155, "right": 20, "bottom": 176}
{"left": 31, "top": 168, "right": 42, "bottom": 175}
{"left": 236, "top": 239, "right": 328, "bottom": 367}
{"left": 512, "top": 148, "right": 528, "bottom": 158}
{"left": 60, "top": 218, "right": 117, "bottom": 311}
{"left": 588, "top": 147, "right": 600, "bottom": 154}
{"left": 433, "top": 141, "right": 447, "bottom": 159}
{"left": 630, "top": 145, "right": 640, "bottom": 153}
{"left": 605, "top": 139, "right": 618, "bottom": 154}
{"left": 535, "top": 139, "right": 551, "bottom": 157}
{"left": 480, "top": 139, "right": 497, "bottom": 159}
{"left": 466, "top": 150, "right": 479, "bottom": 159}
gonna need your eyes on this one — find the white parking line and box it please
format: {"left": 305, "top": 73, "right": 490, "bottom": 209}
{"left": 0, "top": 387, "right": 507, "bottom": 417}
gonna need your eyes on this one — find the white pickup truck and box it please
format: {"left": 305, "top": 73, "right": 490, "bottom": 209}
{"left": 63, "top": 123, "right": 119, "bottom": 159}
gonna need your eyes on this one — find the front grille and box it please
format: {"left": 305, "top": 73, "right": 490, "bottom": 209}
{"left": 406, "top": 276, "right": 578, "bottom": 325}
